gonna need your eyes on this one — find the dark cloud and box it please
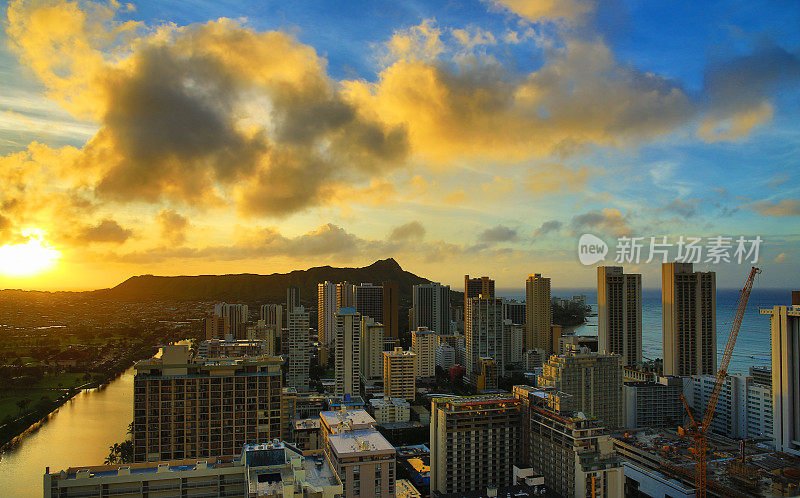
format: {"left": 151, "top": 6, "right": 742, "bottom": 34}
{"left": 28, "top": 19, "right": 409, "bottom": 217}
{"left": 662, "top": 199, "right": 698, "bottom": 218}
{"left": 699, "top": 42, "right": 800, "bottom": 140}
{"left": 157, "top": 209, "right": 189, "bottom": 245}
{"left": 532, "top": 220, "right": 562, "bottom": 238}
{"left": 570, "top": 208, "right": 630, "bottom": 236}
{"left": 0, "top": 213, "right": 11, "bottom": 243}
{"left": 388, "top": 221, "right": 426, "bottom": 241}
{"left": 704, "top": 43, "right": 800, "bottom": 114}
{"left": 479, "top": 225, "right": 518, "bottom": 243}
{"left": 76, "top": 219, "right": 133, "bottom": 244}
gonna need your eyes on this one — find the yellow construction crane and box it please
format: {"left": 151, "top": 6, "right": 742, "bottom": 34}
{"left": 679, "top": 266, "right": 761, "bottom": 498}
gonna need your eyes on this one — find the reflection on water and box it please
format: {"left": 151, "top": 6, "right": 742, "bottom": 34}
{"left": 0, "top": 368, "right": 134, "bottom": 497}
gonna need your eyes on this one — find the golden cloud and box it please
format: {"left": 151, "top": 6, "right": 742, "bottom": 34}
{"left": 343, "top": 36, "right": 692, "bottom": 164}
{"left": 487, "top": 0, "right": 597, "bottom": 23}
{"left": 525, "top": 164, "right": 591, "bottom": 194}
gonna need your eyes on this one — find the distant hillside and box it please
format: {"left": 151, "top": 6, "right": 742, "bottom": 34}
{"left": 82, "top": 258, "right": 446, "bottom": 304}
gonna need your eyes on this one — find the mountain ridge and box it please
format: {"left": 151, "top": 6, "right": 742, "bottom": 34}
{"left": 1, "top": 258, "right": 459, "bottom": 304}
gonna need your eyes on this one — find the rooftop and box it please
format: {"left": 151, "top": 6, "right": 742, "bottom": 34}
{"left": 328, "top": 429, "right": 395, "bottom": 456}
{"left": 293, "top": 418, "right": 321, "bottom": 430}
{"left": 320, "top": 409, "right": 375, "bottom": 433}
{"left": 370, "top": 397, "right": 410, "bottom": 408}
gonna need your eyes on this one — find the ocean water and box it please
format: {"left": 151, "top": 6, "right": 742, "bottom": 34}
{"left": 496, "top": 287, "right": 791, "bottom": 375}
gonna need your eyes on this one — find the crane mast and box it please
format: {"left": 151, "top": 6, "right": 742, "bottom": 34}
{"left": 680, "top": 266, "right": 761, "bottom": 498}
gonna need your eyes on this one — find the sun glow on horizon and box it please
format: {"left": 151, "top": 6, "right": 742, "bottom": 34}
{"left": 0, "top": 229, "right": 61, "bottom": 277}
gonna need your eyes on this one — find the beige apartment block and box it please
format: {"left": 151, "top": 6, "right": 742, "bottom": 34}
{"left": 538, "top": 346, "right": 623, "bottom": 428}
{"left": 525, "top": 273, "right": 552, "bottom": 353}
{"left": 662, "top": 262, "right": 716, "bottom": 376}
{"left": 383, "top": 347, "right": 416, "bottom": 401}
{"left": 411, "top": 327, "right": 437, "bottom": 378}
{"left": 598, "top": 266, "right": 642, "bottom": 367}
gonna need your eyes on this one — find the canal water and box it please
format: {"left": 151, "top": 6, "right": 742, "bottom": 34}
{"left": 0, "top": 367, "right": 134, "bottom": 497}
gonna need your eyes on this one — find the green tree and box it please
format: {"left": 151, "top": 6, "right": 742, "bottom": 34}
{"left": 16, "top": 398, "right": 31, "bottom": 415}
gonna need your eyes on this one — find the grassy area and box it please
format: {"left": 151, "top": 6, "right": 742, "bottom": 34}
{"left": 0, "top": 373, "right": 87, "bottom": 421}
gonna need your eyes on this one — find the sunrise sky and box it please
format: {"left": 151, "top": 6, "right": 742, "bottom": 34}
{"left": 0, "top": 0, "right": 798, "bottom": 291}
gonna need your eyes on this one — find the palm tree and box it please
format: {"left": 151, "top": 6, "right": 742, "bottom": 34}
{"left": 104, "top": 443, "right": 121, "bottom": 464}
{"left": 16, "top": 398, "right": 31, "bottom": 416}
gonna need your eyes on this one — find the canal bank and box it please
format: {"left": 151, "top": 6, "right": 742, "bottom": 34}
{"left": 0, "top": 367, "right": 134, "bottom": 497}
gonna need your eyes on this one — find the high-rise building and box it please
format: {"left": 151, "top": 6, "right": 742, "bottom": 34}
{"left": 259, "top": 303, "right": 283, "bottom": 339}
{"left": 503, "top": 320, "right": 524, "bottom": 365}
{"left": 337, "top": 281, "right": 354, "bottom": 308}
{"left": 464, "top": 275, "right": 494, "bottom": 312}
{"left": 213, "top": 303, "right": 249, "bottom": 339}
{"left": 382, "top": 281, "right": 399, "bottom": 339}
{"left": 502, "top": 299, "right": 526, "bottom": 325}
{"left": 132, "top": 345, "right": 282, "bottom": 462}
{"left": 746, "top": 376, "right": 774, "bottom": 441}
{"left": 383, "top": 347, "right": 416, "bottom": 401}
{"left": 761, "top": 292, "right": 800, "bottom": 456}
{"left": 662, "top": 262, "right": 716, "bottom": 376}
{"left": 411, "top": 327, "right": 437, "bottom": 378}
{"left": 538, "top": 346, "right": 623, "bottom": 427}
{"left": 318, "top": 281, "right": 337, "bottom": 347}
{"left": 435, "top": 343, "right": 455, "bottom": 370}
{"left": 597, "top": 266, "right": 642, "bottom": 366}
{"left": 286, "top": 286, "right": 299, "bottom": 312}
{"left": 205, "top": 315, "right": 225, "bottom": 339}
{"left": 412, "top": 282, "right": 451, "bottom": 334}
{"left": 360, "top": 316, "right": 385, "bottom": 382}
{"left": 354, "top": 283, "right": 383, "bottom": 322}
{"left": 285, "top": 306, "right": 310, "bottom": 392}
{"left": 525, "top": 274, "right": 552, "bottom": 353}
{"left": 430, "top": 394, "right": 521, "bottom": 495}
{"left": 465, "top": 296, "right": 504, "bottom": 384}
{"left": 335, "top": 307, "right": 361, "bottom": 397}
{"left": 514, "top": 386, "right": 624, "bottom": 497}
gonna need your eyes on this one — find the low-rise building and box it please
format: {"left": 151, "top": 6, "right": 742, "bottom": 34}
{"left": 558, "top": 334, "right": 598, "bottom": 355}
{"left": 623, "top": 376, "right": 684, "bottom": 429}
{"left": 476, "top": 356, "right": 498, "bottom": 391}
{"left": 370, "top": 397, "right": 411, "bottom": 423}
{"left": 395, "top": 479, "right": 423, "bottom": 497}
{"left": 196, "top": 338, "right": 271, "bottom": 358}
{"left": 435, "top": 343, "right": 455, "bottom": 370}
{"left": 293, "top": 418, "right": 321, "bottom": 450}
{"left": 524, "top": 348, "right": 546, "bottom": 372}
{"left": 44, "top": 441, "right": 342, "bottom": 498}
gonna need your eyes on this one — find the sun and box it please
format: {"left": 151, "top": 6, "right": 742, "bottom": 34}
{"left": 0, "top": 229, "right": 61, "bottom": 277}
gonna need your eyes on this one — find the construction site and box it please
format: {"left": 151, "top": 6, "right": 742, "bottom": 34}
{"left": 613, "top": 428, "right": 800, "bottom": 497}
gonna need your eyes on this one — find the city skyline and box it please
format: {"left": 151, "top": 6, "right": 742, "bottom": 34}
{"left": 0, "top": 0, "right": 798, "bottom": 291}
